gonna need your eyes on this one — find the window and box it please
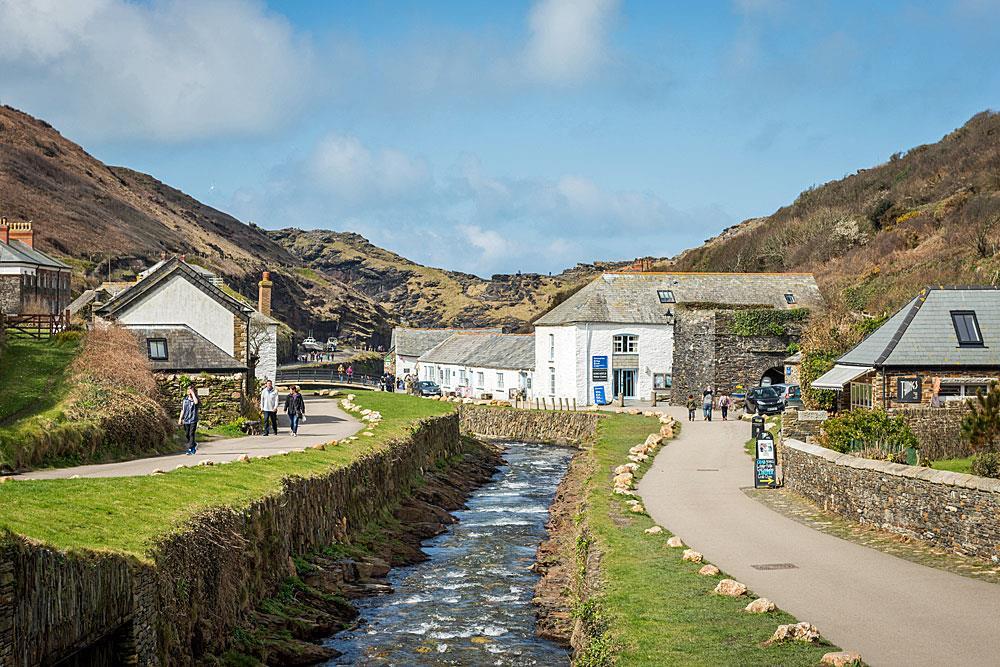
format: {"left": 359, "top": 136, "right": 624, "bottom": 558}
{"left": 653, "top": 373, "right": 672, "bottom": 389}
{"left": 613, "top": 334, "right": 638, "bottom": 353}
{"left": 850, "top": 382, "right": 872, "bottom": 409}
{"left": 951, "top": 311, "right": 983, "bottom": 346}
{"left": 439, "top": 368, "right": 444, "bottom": 382}
{"left": 459, "top": 369, "right": 467, "bottom": 384}
{"left": 549, "top": 367, "right": 556, "bottom": 396}
{"left": 526, "top": 377, "right": 532, "bottom": 390}
{"left": 548, "top": 333, "right": 555, "bottom": 361}
{"left": 477, "top": 371, "right": 484, "bottom": 388}
{"left": 657, "top": 289, "right": 675, "bottom": 303}
{"left": 147, "top": 338, "right": 168, "bottom": 360}
{"left": 784, "top": 293, "right": 796, "bottom": 304}
{"left": 938, "top": 383, "right": 988, "bottom": 400}
{"left": 444, "top": 368, "right": 451, "bottom": 384}
{"left": 496, "top": 372, "right": 504, "bottom": 389}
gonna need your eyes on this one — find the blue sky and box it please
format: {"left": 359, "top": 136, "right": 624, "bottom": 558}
{"left": 1, "top": 1, "right": 998, "bottom": 276}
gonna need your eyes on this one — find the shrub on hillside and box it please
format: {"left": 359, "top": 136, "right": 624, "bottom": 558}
{"left": 970, "top": 452, "right": 1000, "bottom": 479}
{"left": 819, "top": 409, "right": 918, "bottom": 455}
{"left": 71, "top": 325, "right": 160, "bottom": 396}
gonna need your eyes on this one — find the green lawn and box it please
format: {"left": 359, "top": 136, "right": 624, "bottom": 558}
{"left": 584, "top": 414, "right": 837, "bottom": 666}
{"left": 931, "top": 457, "right": 974, "bottom": 474}
{"left": 0, "top": 393, "right": 452, "bottom": 558}
{"left": 0, "top": 337, "right": 80, "bottom": 424}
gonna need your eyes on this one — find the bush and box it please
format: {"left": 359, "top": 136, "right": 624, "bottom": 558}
{"left": 970, "top": 452, "right": 1000, "bottom": 479}
{"left": 799, "top": 350, "right": 839, "bottom": 411}
{"left": 819, "top": 409, "right": 918, "bottom": 455}
{"left": 961, "top": 381, "right": 1000, "bottom": 453}
{"left": 71, "top": 325, "right": 159, "bottom": 396}
{"left": 728, "top": 308, "right": 809, "bottom": 337}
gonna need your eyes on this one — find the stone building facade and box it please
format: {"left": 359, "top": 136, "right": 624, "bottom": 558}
{"left": 0, "top": 220, "right": 71, "bottom": 316}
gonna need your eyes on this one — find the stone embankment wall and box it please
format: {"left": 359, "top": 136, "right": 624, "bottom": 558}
{"left": 781, "top": 438, "right": 1000, "bottom": 560}
{"left": 458, "top": 405, "right": 600, "bottom": 446}
{"left": 782, "top": 408, "right": 826, "bottom": 443}
{"left": 889, "top": 405, "right": 972, "bottom": 460}
{"left": 1, "top": 413, "right": 465, "bottom": 666}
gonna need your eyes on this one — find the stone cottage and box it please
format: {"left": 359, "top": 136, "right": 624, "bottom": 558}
{"left": 418, "top": 332, "right": 535, "bottom": 399}
{"left": 0, "top": 220, "right": 71, "bottom": 316}
{"left": 533, "top": 272, "right": 823, "bottom": 406}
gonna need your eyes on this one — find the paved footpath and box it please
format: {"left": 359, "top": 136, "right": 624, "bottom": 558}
{"left": 20, "top": 396, "right": 362, "bottom": 480}
{"left": 639, "top": 407, "right": 1000, "bottom": 667}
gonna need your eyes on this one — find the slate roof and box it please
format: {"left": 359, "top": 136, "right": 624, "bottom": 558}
{"left": 126, "top": 324, "right": 247, "bottom": 372}
{"left": 0, "top": 239, "right": 71, "bottom": 270}
{"left": 534, "top": 272, "right": 823, "bottom": 326}
{"left": 419, "top": 333, "right": 535, "bottom": 371}
{"left": 838, "top": 287, "right": 1000, "bottom": 367}
{"left": 391, "top": 327, "right": 502, "bottom": 357}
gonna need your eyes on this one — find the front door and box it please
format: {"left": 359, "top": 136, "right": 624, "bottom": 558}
{"left": 613, "top": 369, "right": 637, "bottom": 399}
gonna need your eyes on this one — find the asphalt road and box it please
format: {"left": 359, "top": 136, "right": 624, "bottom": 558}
{"left": 639, "top": 407, "right": 1000, "bottom": 667}
{"left": 19, "top": 396, "right": 361, "bottom": 480}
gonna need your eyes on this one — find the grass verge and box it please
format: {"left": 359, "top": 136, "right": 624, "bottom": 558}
{"left": 580, "top": 413, "right": 837, "bottom": 666}
{"left": 931, "top": 457, "right": 973, "bottom": 474}
{"left": 0, "top": 393, "right": 452, "bottom": 558}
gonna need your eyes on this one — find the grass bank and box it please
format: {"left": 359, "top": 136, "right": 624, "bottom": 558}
{"left": 578, "top": 413, "right": 836, "bottom": 666}
{"left": 0, "top": 393, "right": 452, "bottom": 557}
{"left": 0, "top": 336, "right": 80, "bottom": 425}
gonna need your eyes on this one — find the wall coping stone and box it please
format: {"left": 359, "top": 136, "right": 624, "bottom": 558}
{"left": 784, "top": 438, "right": 1000, "bottom": 493}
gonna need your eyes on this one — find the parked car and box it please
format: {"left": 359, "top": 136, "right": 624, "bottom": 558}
{"left": 770, "top": 383, "right": 803, "bottom": 408}
{"left": 415, "top": 380, "right": 443, "bottom": 397}
{"left": 745, "top": 385, "right": 784, "bottom": 415}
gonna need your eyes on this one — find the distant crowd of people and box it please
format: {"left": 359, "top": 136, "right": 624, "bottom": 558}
{"left": 685, "top": 387, "right": 732, "bottom": 422}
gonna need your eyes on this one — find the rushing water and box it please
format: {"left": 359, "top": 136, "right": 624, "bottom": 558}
{"left": 324, "top": 442, "right": 573, "bottom": 666}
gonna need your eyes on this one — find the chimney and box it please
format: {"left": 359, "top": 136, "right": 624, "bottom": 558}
{"left": 258, "top": 271, "right": 273, "bottom": 316}
{"left": 8, "top": 220, "right": 33, "bottom": 248}
{"left": 0, "top": 218, "right": 8, "bottom": 245}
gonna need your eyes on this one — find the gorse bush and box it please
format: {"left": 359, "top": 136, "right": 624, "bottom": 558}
{"left": 961, "top": 381, "right": 1000, "bottom": 454}
{"left": 819, "top": 409, "right": 918, "bottom": 455}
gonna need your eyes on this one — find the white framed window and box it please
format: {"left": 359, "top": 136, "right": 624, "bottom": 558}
{"left": 477, "top": 371, "right": 484, "bottom": 388}
{"left": 439, "top": 368, "right": 444, "bottom": 382}
{"left": 459, "top": 369, "right": 467, "bottom": 384}
{"left": 147, "top": 338, "right": 168, "bottom": 360}
{"left": 549, "top": 367, "right": 556, "bottom": 396}
{"left": 951, "top": 311, "right": 983, "bottom": 347}
{"left": 613, "top": 334, "right": 638, "bottom": 353}
{"left": 444, "top": 368, "right": 451, "bottom": 384}
{"left": 938, "top": 383, "right": 988, "bottom": 400}
{"left": 548, "top": 333, "right": 555, "bottom": 361}
{"left": 850, "top": 382, "right": 873, "bottom": 409}
{"left": 496, "top": 372, "right": 504, "bottom": 389}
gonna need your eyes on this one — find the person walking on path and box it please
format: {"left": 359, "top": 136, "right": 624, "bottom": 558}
{"left": 702, "top": 387, "right": 714, "bottom": 421}
{"left": 284, "top": 385, "right": 306, "bottom": 436}
{"left": 337, "top": 364, "right": 345, "bottom": 382}
{"left": 260, "top": 379, "right": 280, "bottom": 436}
{"left": 685, "top": 394, "right": 698, "bottom": 422}
{"left": 346, "top": 365, "right": 354, "bottom": 383}
{"left": 718, "top": 393, "right": 731, "bottom": 421}
{"left": 179, "top": 386, "right": 200, "bottom": 454}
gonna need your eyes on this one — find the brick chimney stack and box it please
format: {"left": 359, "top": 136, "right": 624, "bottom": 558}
{"left": 0, "top": 218, "right": 8, "bottom": 245}
{"left": 258, "top": 271, "right": 273, "bottom": 316}
{"left": 8, "top": 220, "right": 33, "bottom": 248}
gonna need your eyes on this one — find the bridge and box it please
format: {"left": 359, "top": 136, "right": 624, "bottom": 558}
{"left": 274, "top": 365, "right": 380, "bottom": 390}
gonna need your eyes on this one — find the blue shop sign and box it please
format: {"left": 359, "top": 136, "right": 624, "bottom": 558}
{"left": 593, "top": 386, "right": 608, "bottom": 405}
{"left": 592, "top": 355, "right": 608, "bottom": 370}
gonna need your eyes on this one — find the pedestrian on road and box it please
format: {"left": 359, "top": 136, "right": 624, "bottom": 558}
{"left": 718, "top": 393, "right": 731, "bottom": 421}
{"left": 260, "top": 379, "right": 279, "bottom": 436}
{"left": 179, "top": 386, "right": 200, "bottom": 454}
{"left": 346, "top": 365, "right": 354, "bottom": 383}
{"left": 702, "top": 387, "right": 714, "bottom": 421}
{"left": 284, "top": 385, "right": 306, "bottom": 436}
{"left": 685, "top": 394, "right": 697, "bottom": 422}
{"left": 337, "top": 364, "right": 345, "bottom": 382}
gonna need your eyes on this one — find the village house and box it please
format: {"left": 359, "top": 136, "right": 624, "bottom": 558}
{"left": 417, "top": 332, "right": 535, "bottom": 399}
{"left": 533, "top": 272, "right": 823, "bottom": 406}
{"left": 388, "top": 326, "right": 500, "bottom": 378}
{"left": 812, "top": 286, "right": 1000, "bottom": 409}
{"left": 0, "top": 220, "right": 71, "bottom": 316}
{"left": 94, "top": 258, "right": 279, "bottom": 424}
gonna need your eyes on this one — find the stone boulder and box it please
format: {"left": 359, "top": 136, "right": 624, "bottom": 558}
{"left": 744, "top": 598, "right": 776, "bottom": 613}
{"left": 644, "top": 525, "right": 663, "bottom": 535}
{"left": 681, "top": 549, "right": 703, "bottom": 563}
{"left": 612, "top": 472, "right": 634, "bottom": 488}
{"left": 714, "top": 579, "right": 748, "bottom": 597}
{"left": 667, "top": 536, "right": 684, "bottom": 548}
{"left": 821, "top": 651, "right": 863, "bottom": 666}
{"left": 629, "top": 504, "right": 646, "bottom": 514}
{"left": 698, "top": 564, "right": 720, "bottom": 576}
{"left": 644, "top": 433, "right": 664, "bottom": 447}
{"left": 766, "top": 622, "right": 820, "bottom": 645}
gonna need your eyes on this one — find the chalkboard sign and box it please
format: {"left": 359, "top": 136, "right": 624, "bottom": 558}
{"left": 593, "top": 386, "right": 607, "bottom": 405}
{"left": 592, "top": 368, "right": 608, "bottom": 381}
{"left": 754, "top": 432, "right": 778, "bottom": 488}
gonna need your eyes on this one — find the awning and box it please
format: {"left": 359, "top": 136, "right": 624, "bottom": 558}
{"left": 811, "top": 365, "right": 874, "bottom": 390}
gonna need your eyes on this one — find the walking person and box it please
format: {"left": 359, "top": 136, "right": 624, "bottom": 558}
{"left": 718, "top": 393, "right": 731, "bottom": 421}
{"left": 685, "top": 394, "right": 697, "bottom": 422}
{"left": 260, "top": 379, "right": 279, "bottom": 436}
{"left": 337, "top": 364, "right": 345, "bottom": 382}
{"left": 702, "top": 387, "right": 714, "bottom": 421}
{"left": 179, "top": 385, "right": 200, "bottom": 454}
{"left": 284, "top": 385, "right": 306, "bottom": 437}
{"left": 346, "top": 365, "right": 354, "bottom": 383}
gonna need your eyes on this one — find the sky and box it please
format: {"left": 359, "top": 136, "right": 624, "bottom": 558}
{"left": 0, "top": 1, "right": 998, "bottom": 277}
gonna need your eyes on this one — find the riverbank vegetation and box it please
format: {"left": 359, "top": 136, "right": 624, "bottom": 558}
{"left": 577, "top": 413, "right": 837, "bottom": 666}
{"left": 0, "top": 393, "right": 452, "bottom": 557}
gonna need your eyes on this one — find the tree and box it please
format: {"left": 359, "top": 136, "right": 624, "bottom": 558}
{"left": 961, "top": 381, "right": 1000, "bottom": 453}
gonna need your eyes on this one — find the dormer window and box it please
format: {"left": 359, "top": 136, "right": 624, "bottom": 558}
{"left": 784, "top": 293, "right": 796, "bottom": 304}
{"left": 147, "top": 338, "right": 168, "bottom": 360}
{"left": 951, "top": 311, "right": 983, "bottom": 347}
{"left": 657, "top": 290, "right": 675, "bottom": 304}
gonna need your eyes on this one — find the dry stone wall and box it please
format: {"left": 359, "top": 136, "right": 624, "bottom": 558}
{"left": 458, "top": 406, "right": 600, "bottom": 446}
{"left": 781, "top": 438, "right": 1000, "bottom": 560}
{"left": 156, "top": 373, "right": 245, "bottom": 427}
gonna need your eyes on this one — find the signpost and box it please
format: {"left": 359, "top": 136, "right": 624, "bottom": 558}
{"left": 593, "top": 386, "right": 607, "bottom": 405}
{"left": 592, "top": 356, "right": 609, "bottom": 402}
{"left": 754, "top": 431, "right": 778, "bottom": 488}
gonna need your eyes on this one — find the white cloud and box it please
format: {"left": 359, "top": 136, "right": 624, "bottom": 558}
{"left": 0, "top": 0, "right": 316, "bottom": 142}
{"left": 306, "top": 134, "right": 431, "bottom": 204}
{"left": 523, "top": 0, "right": 620, "bottom": 84}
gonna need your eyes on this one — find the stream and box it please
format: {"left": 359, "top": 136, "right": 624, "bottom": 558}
{"left": 324, "top": 441, "right": 574, "bottom": 666}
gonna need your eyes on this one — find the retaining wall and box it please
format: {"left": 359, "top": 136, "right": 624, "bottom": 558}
{"left": 889, "top": 405, "right": 972, "bottom": 460}
{"left": 459, "top": 405, "right": 600, "bottom": 446}
{"left": 1, "top": 413, "right": 464, "bottom": 666}
{"left": 781, "top": 438, "right": 1000, "bottom": 560}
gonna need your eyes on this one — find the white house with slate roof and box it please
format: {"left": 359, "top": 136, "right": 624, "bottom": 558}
{"left": 534, "top": 272, "right": 823, "bottom": 406}
{"left": 418, "top": 332, "right": 535, "bottom": 398}
{"left": 813, "top": 286, "right": 1000, "bottom": 409}
{"left": 0, "top": 220, "right": 72, "bottom": 315}
{"left": 389, "top": 326, "right": 501, "bottom": 378}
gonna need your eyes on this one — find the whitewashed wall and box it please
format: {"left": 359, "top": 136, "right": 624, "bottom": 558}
{"left": 118, "top": 275, "right": 235, "bottom": 356}
{"left": 255, "top": 321, "right": 278, "bottom": 382}
{"left": 422, "top": 362, "right": 533, "bottom": 399}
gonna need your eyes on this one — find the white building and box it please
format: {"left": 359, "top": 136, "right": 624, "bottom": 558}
{"left": 389, "top": 327, "right": 500, "bottom": 379}
{"left": 533, "top": 272, "right": 823, "bottom": 406}
{"left": 418, "top": 332, "right": 535, "bottom": 399}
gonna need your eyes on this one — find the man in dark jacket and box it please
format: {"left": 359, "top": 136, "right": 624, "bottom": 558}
{"left": 179, "top": 386, "right": 200, "bottom": 454}
{"left": 283, "top": 385, "right": 306, "bottom": 436}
